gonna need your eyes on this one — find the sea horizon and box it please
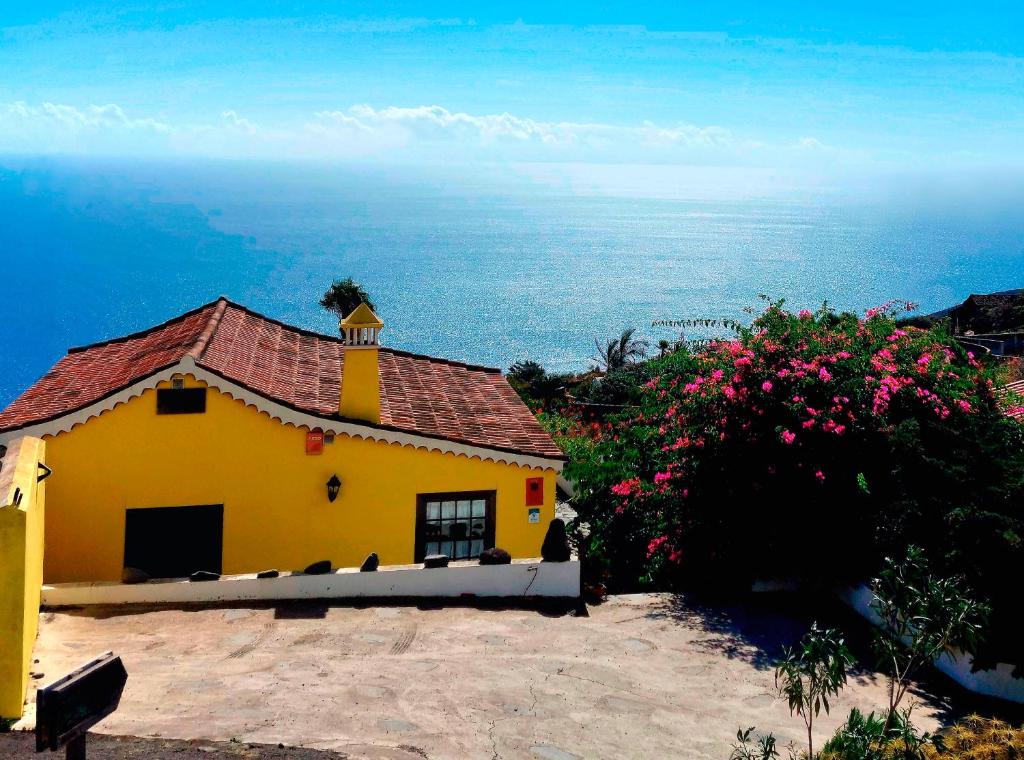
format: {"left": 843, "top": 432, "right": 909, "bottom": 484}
{"left": 2, "top": 156, "right": 1023, "bottom": 408}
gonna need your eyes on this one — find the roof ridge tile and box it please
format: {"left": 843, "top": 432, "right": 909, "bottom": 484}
{"left": 188, "top": 298, "right": 229, "bottom": 363}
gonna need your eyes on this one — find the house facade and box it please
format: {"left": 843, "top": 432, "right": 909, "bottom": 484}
{"left": 0, "top": 299, "right": 565, "bottom": 583}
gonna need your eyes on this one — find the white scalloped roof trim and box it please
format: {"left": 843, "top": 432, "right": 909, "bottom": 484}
{"left": 0, "top": 358, "right": 563, "bottom": 472}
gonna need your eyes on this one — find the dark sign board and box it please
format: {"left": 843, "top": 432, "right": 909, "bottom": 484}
{"left": 36, "top": 652, "right": 128, "bottom": 754}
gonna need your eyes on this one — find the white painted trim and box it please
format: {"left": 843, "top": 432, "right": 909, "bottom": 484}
{"left": 556, "top": 475, "right": 575, "bottom": 498}
{"left": 0, "top": 360, "right": 564, "bottom": 471}
{"left": 840, "top": 584, "right": 1024, "bottom": 704}
{"left": 41, "top": 559, "right": 581, "bottom": 606}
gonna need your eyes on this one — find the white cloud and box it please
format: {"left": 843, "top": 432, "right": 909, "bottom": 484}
{"left": 0, "top": 101, "right": 176, "bottom": 157}
{"left": 220, "top": 110, "right": 258, "bottom": 135}
{"left": 0, "top": 100, "right": 847, "bottom": 168}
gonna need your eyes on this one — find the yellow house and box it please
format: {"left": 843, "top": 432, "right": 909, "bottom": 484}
{"left": 0, "top": 299, "right": 565, "bottom": 583}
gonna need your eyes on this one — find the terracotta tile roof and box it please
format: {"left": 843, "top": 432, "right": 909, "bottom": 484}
{"left": 0, "top": 299, "right": 565, "bottom": 460}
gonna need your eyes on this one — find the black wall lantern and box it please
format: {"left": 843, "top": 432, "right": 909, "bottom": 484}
{"left": 326, "top": 474, "right": 342, "bottom": 503}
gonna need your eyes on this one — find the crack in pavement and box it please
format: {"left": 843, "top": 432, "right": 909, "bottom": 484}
{"left": 487, "top": 718, "right": 500, "bottom": 760}
{"left": 486, "top": 678, "right": 547, "bottom": 760}
{"left": 546, "top": 666, "right": 648, "bottom": 701}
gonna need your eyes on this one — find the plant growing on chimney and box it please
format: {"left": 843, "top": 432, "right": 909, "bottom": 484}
{"left": 320, "top": 278, "right": 375, "bottom": 331}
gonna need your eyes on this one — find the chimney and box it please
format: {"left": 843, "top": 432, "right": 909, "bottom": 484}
{"left": 339, "top": 303, "right": 384, "bottom": 423}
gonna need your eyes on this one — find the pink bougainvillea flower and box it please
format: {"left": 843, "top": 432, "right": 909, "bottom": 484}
{"left": 818, "top": 367, "right": 832, "bottom": 382}
{"left": 761, "top": 380, "right": 773, "bottom": 392}
{"left": 781, "top": 429, "right": 796, "bottom": 445}
{"left": 647, "top": 535, "right": 668, "bottom": 558}
{"left": 611, "top": 478, "right": 640, "bottom": 497}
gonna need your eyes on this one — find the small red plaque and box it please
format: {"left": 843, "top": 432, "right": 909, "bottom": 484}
{"left": 306, "top": 430, "right": 324, "bottom": 455}
{"left": 525, "top": 476, "right": 544, "bottom": 506}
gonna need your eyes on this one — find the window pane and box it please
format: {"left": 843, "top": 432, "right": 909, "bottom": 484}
{"left": 419, "top": 493, "right": 494, "bottom": 562}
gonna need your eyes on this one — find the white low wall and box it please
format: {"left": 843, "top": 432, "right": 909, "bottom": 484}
{"left": 41, "top": 558, "right": 581, "bottom": 607}
{"left": 840, "top": 584, "right": 1024, "bottom": 704}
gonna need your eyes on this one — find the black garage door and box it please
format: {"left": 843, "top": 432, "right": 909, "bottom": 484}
{"left": 124, "top": 504, "right": 224, "bottom": 578}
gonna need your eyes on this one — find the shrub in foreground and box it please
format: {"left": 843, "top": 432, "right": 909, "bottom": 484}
{"left": 568, "top": 299, "right": 1024, "bottom": 666}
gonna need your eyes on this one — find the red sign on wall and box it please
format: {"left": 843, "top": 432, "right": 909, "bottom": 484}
{"left": 306, "top": 430, "right": 324, "bottom": 455}
{"left": 525, "top": 476, "right": 544, "bottom": 506}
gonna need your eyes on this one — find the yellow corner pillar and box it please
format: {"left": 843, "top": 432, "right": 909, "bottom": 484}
{"left": 0, "top": 436, "right": 46, "bottom": 720}
{"left": 339, "top": 303, "right": 384, "bottom": 424}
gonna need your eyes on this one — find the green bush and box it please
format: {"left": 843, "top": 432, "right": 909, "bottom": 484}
{"left": 507, "top": 360, "right": 579, "bottom": 412}
{"left": 566, "top": 299, "right": 1024, "bottom": 668}
{"left": 570, "top": 362, "right": 658, "bottom": 410}
{"left": 820, "top": 708, "right": 932, "bottom": 760}
{"left": 820, "top": 713, "right": 1024, "bottom": 760}
{"left": 536, "top": 412, "right": 601, "bottom": 465}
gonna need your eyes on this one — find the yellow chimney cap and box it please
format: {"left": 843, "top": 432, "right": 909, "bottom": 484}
{"left": 341, "top": 303, "right": 384, "bottom": 328}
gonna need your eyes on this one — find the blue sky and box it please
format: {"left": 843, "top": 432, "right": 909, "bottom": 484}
{"left": 1, "top": 2, "right": 1022, "bottom": 171}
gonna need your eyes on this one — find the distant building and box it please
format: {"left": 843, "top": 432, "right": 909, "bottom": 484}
{"left": 0, "top": 299, "right": 564, "bottom": 583}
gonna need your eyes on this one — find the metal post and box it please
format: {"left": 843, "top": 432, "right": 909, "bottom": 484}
{"left": 66, "top": 734, "right": 86, "bottom": 760}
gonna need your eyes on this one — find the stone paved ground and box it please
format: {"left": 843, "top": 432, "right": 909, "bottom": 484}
{"left": 0, "top": 733, "right": 350, "bottom": 759}
{"left": 13, "top": 593, "right": 977, "bottom": 759}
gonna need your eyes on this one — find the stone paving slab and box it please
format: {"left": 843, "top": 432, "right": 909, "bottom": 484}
{"left": 16, "top": 594, "right": 960, "bottom": 759}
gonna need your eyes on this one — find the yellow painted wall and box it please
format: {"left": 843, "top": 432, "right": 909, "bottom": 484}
{"left": 0, "top": 436, "right": 46, "bottom": 719}
{"left": 41, "top": 376, "right": 557, "bottom": 584}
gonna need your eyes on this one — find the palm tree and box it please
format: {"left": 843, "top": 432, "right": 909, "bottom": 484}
{"left": 320, "top": 278, "right": 375, "bottom": 332}
{"left": 594, "top": 327, "right": 649, "bottom": 371}
{"left": 657, "top": 339, "right": 671, "bottom": 358}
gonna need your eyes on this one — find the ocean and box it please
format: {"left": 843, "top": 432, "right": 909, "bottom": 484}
{"left": 2, "top": 157, "right": 1023, "bottom": 408}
